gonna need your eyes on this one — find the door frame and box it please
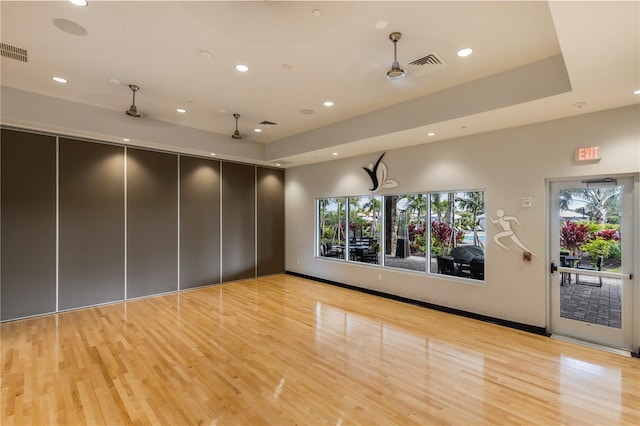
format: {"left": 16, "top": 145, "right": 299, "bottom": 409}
{"left": 546, "top": 174, "right": 639, "bottom": 353}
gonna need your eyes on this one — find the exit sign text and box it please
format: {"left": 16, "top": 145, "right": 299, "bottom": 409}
{"left": 575, "top": 146, "right": 601, "bottom": 162}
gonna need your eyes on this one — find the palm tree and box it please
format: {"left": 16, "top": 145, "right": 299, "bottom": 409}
{"left": 580, "top": 188, "right": 619, "bottom": 224}
{"left": 430, "top": 193, "right": 447, "bottom": 221}
{"left": 405, "top": 194, "right": 426, "bottom": 223}
{"left": 456, "top": 192, "right": 485, "bottom": 246}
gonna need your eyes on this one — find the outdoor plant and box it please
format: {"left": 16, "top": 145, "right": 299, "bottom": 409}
{"left": 594, "top": 228, "right": 620, "bottom": 241}
{"left": 408, "top": 223, "right": 426, "bottom": 254}
{"left": 560, "top": 220, "right": 590, "bottom": 256}
{"left": 430, "top": 221, "right": 464, "bottom": 256}
{"left": 581, "top": 237, "right": 616, "bottom": 259}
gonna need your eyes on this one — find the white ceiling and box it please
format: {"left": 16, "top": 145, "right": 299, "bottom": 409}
{"left": 1, "top": 1, "right": 638, "bottom": 168}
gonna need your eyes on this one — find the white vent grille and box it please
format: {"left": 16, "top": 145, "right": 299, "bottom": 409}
{"left": 405, "top": 52, "right": 446, "bottom": 76}
{"left": 1, "top": 43, "right": 28, "bottom": 63}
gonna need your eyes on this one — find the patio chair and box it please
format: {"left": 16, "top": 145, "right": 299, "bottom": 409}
{"left": 576, "top": 255, "right": 604, "bottom": 287}
{"left": 469, "top": 260, "right": 484, "bottom": 280}
{"left": 437, "top": 256, "right": 455, "bottom": 275}
{"left": 361, "top": 243, "right": 379, "bottom": 264}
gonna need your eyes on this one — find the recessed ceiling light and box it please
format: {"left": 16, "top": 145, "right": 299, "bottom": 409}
{"left": 312, "top": 9, "right": 321, "bottom": 17}
{"left": 200, "top": 50, "right": 212, "bottom": 60}
{"left": 332, "top": 152, "right": 338, "bottom": 156}
{"left": 52, "top": 76, "right": 68, "bottom": 84}
{"left": 123, "top": 138, "right": 130, "bottom": 142}
{"left": 634, "top": 89, "right": 640, "bottom": 95}
{"left": 427, "top": 132, "right": 435, "bottom": 136}
{"left": 276, "top": 163, "right": 281, "bottom": 166}
{"left": 375, "top": 20, "right": 388, "bottom": 30}
{"left": 254, "top": 128, "right": 262, "bottom": 133}
{"left": 210, "top": 153, "right": 216, "bottom": 156}
{"left": 68, "top": 0, "right": 87, "bottom": 6}
{"left": 457, "top": 48, "right": 473, "bottom": 57}
{"left": 323, "top": 101, "right": 334, "bottom": 107}
{"left": 176, "top": 108, "right": 186, "bottom": 113}
{"left": 235, "top": 64, "right": 249, "bottom": 72}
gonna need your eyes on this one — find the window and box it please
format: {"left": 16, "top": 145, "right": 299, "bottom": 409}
{"left": 316, "top": 190, "right": 485, "bottom": 282}
{"left": 318, "top": 198, "right": 346, "bottom": 259}
{"left": 348, "top": 196, "right": 382, "bottom": 264}
{"left": 430, "top": 191, "right": 485, "bottom": 280}
{"left": 384, "top": 194, "right": 427, "bottom": 272}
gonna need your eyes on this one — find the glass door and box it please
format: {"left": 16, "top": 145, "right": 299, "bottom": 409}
{"left": 549, "top": 177, "right": 635, "bottom": 350}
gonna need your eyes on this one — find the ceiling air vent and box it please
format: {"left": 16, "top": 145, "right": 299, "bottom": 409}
{"left": 259, "top": 120, "right": 278, "bottom": 126}
{"left": 1, "top": 42, "right": 28, "bottom": 63}
{"left": 405, "top": 52, "right": 446, "bottom": 76}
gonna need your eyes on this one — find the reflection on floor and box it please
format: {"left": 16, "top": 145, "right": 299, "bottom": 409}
{"left": 560, "top": 276, "right": 622, "bottom": 329}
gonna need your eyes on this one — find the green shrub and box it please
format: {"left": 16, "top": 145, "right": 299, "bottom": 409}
{"left": 581, "top": 237, "right": 617, "bottom": 259}
{"left": 609, "top": 241, "right": 621, "bottom": 261}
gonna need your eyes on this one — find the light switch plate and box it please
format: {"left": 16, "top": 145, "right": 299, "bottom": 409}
{"left": 522, "top": 196, "right": 532, "bottom": 208}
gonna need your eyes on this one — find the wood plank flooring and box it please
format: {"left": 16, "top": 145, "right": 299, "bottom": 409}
{"left": 1, "top": 274, "right": 639, "bottom": 425}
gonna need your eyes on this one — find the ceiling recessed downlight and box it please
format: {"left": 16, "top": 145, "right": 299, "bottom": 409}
{"left": 123, "top": 138, "right": 130, "bottom": 142}
{"left": 323, "top": 101, "right": 334, "bottom": 107}
{"left": 254, "top": 128, "right": 262, "bottom": 133}
{"left": 312, "top": 9, "right": 321, "bottom": 17}
{"left": 235, "top": 64, "right": 249, "bottom": 72}
{"left": 332, "top": 152, "right": 338, "bottom": 156}
{"left": 457, "top": 48, "right": 473, "bottom": 57}
{"left": 176, "top": 108, "right": 186, "bottom": 113}
{"left": 375, "top": 20, "right": 388, "bottom": 30}
{"left": 634, "top": 89, "right": 640, "bottom": 95}
{"left": 52, "top": 76, "right": 68, "bottom": 84}
{"left": 427, "top": 132, "right": 435, "bottom": 136}
{"left": 210, "top": 153, "right": 216, "bottom": 156}
{"left": 68, "top": 0, "right": 87, "bottom": 6}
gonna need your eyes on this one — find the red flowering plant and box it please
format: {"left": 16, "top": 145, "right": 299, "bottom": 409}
{"left": 560, "top": 220, "right": 590, "bottom": 256}
{"left": 594, "top": 229, "right": 620, "bottom": 241}
{"left": 408, "top": 222, "right": 426, "bottom": 254}
{"left": 430, "top": 221, "right": 464, "bottom": 256}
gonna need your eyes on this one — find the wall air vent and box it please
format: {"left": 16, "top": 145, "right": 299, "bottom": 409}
{"left": 1, "top": 43, "right": 28, "bottom": 63}
{"left": 259, "top": 121, "right": 278, "bottom": 126}
{"left": 405, "top": 52, "right": 446, "bottom": 76}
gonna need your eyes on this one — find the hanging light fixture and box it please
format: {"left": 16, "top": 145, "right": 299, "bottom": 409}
{"left": 231, "top": 113, "right": 243, "bottom": 139}
{"left": 386, "top": 32, "right": 405, "bottom": 80}
{"left": 125, "top": 84, "right": 141, "bottom": 117}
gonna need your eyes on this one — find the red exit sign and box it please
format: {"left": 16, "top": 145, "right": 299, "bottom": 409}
{"left": 575, "top": 146, "right": 601, "bottom": 162}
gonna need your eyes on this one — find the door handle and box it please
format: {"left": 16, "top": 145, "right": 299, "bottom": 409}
{"left": 550, "top": 262, "right": 558, "bottom": 274}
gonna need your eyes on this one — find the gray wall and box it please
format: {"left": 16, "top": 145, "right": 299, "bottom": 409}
{"left": 127, "top": 148, "right": 179, "bottom": 298}
{"left": 180, "top": 156, "right": 221, "bottom": 289}
{"left": 59, "top": 138, "right": 125, "bottom": 310}
{"left": 1, "top": 129, "right": 57, "bottom": 320}
{"left": 221, "top": 162, "right": 256, "bottom": 282}
{"left": 257, "top": 167, "right": 285, "bottom": 276}
{"left": 0, "top": 129, "right": 284, "bottom": 321}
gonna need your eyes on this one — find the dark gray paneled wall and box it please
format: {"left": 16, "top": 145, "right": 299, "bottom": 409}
{"left": 127, "top": 148, "right": 178, "bottom": 298}
{"left": 1, "top": 129, "right": 57, "bottom": 320}
{"left": 257, "top": 168, "right": 285, "bottom": 276}
{"left": 180, "top": 156, "right": 221, "bottom": 289}
{"left": 0, "top": 128, "right": 285, "bottom": 322}
{"left": 59, "top": 138, "right": 125, "bottom": 310}
{"left": 221, "top": 162, "right": 256, "bottom": 281}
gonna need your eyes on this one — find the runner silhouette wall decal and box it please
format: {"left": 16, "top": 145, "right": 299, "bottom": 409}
{"left": 489, "top": 208, "right": 537, "bottom": 256}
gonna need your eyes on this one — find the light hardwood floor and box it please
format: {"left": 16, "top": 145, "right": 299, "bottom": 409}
{"left": 1, "top": 274, "right": 639, "bottom": 425}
